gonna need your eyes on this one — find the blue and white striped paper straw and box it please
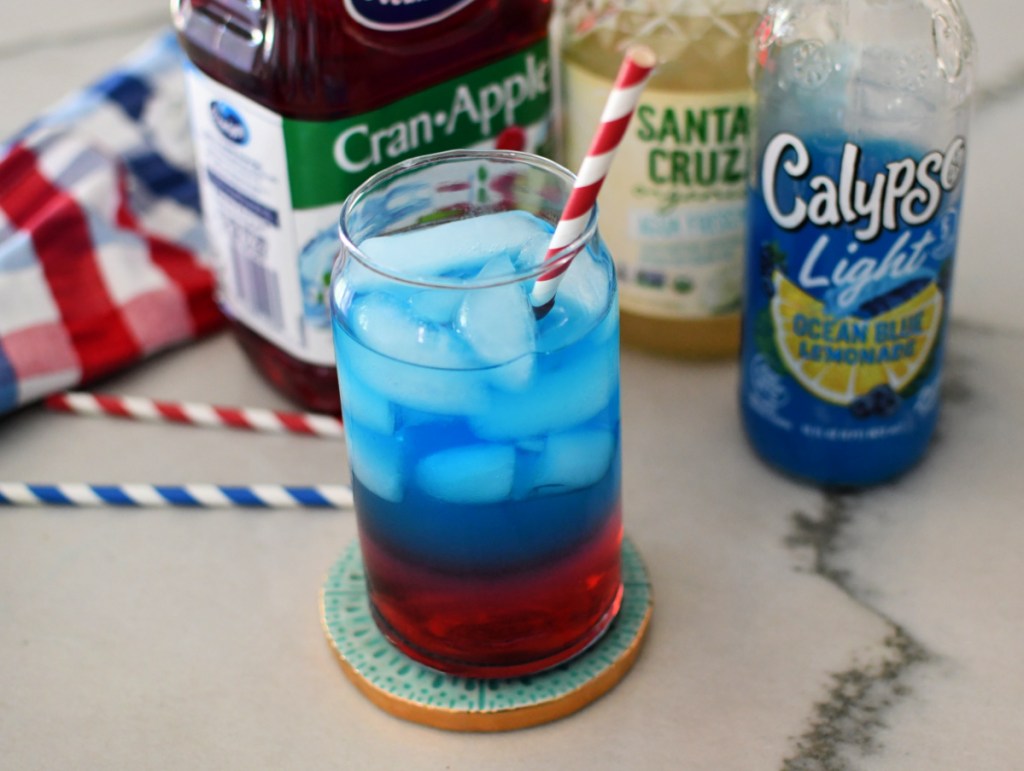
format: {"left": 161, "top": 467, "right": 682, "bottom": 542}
{"left": 0, "top": 483, "right": 353, "bottom": 509}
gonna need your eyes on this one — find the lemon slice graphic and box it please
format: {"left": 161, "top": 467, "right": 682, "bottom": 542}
{"left": 771, "top": 272, "right": 943, "bottom": 405}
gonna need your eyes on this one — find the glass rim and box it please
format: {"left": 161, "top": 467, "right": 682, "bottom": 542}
{"left": 336, "top": 149, "right": 599, "bottom": 290}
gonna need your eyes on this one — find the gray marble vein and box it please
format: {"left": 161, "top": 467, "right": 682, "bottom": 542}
{"left": 772, "top": 322, "right": 1024, "bottom": 769}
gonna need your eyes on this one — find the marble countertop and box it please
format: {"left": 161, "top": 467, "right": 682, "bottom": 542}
{"left": 2, "top": 2, "right": 1022, "bottom": 768}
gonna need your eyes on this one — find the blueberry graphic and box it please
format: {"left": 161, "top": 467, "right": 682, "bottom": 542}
{"left": 849, "top": 384, "right": 901, "bottom": 419}
{"left": 850, "top": 395, "right": 874, "bottom": 419}
{"left": 869, "top": 384, "right": 901, "bottom": 417}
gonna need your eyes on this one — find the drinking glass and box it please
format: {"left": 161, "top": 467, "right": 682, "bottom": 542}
{"left": 331, "top": 150, "right": 623, "bottom": 677}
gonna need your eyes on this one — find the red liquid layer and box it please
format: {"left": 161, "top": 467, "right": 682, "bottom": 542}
{"left": 358, "top": 508, "right": 624, "bottom": 678}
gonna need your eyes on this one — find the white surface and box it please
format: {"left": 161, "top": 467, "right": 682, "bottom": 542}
{"left": 2, "top": 1, "right": 1023, "bottom": 769}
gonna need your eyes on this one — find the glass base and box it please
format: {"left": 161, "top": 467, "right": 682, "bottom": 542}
{"left": 321, "top": 536, "right": 652, "bottom": 731}
{"left": 369, "top": 582, "right": 624, "bottom": 680}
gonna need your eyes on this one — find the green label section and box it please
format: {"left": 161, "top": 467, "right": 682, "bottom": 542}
{"left": 283, "top": 42, "right": 552, "bottom": 209}
{"left": 633, "top": 96, "right": 753, "bottom": 206}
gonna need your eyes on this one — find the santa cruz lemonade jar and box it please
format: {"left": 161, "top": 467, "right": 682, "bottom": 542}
{"left": 172, "top": 0, "right": 555, "bottom": 412}
{"left": 739, "top": 0, "right": 975, "bottom": 486}
{"left": 558, "top": 0, "right": 762, "bottom": 357}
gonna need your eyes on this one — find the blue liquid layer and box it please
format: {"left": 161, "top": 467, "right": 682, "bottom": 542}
{"left": 332, "top": 209, "right": 621, "bottom": 569}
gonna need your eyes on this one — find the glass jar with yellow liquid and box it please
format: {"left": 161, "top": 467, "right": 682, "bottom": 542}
{"left": 557, "top": 0, "right": 761, "bottom": 357}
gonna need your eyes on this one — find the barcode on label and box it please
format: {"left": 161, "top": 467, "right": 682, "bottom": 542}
{"left": 226, "top": 221, "right": 283, "bottom": 331}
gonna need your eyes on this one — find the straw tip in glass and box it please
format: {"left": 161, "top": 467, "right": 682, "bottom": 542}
{"left": 532, "top": 297, "right": 555, "bottom": 320}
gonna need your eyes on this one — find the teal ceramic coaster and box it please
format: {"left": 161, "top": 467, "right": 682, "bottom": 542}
{"left": 320, "top": 536, "right": 652, "bottom": 732}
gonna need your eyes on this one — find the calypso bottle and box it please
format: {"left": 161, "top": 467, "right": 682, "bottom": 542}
{"left": 171, "top": 0, "right": 555, "bottom": 413}
{"left": 557, "top": 0, "right": 763, "bottom": 358}
{"left": 739, "top": 0, "right": 975, "bottom": 486}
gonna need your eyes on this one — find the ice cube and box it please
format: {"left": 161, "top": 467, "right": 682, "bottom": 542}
{"left": 514, "top": 229, "right": 553, "bottom": 272}
{"left": 341, "top": 336, "right": 491, "bottom": 417}
{"left": 537, "top": 289, "right": 618, "bottom": 356}
{"left": 408, "top": 288, "right": 462, "bottom": 325}
{"left": 531, "top": 429, "right": 616, "bottom": 492}
{"left": 469, "top": 345, "right": 618, "bottom": 440}
{"left": 536, "top": 249, "right": 613, "bottom": 352}
{"left": 455, "top": 275, "right": 536, "bottom": 367}
{"left": 345, "top": 422, "right": 404, "bottom": 503}
{"left": 359, "top": 211, "right": 548, "bottom": 282}
{"left": 484, "top": 355, "right": 535, "bottom": 392}
{"left": 415, "top": 444, "right": 516, "bottom": 504}
{"left": 338, "top": 368, "right": 395, "bottom": 435}
{"left": 558, "top": 249, "right": 611, "bottom": 318}
{"left": 350, "top": 291, "right": 472, "bottom": 369}
{"left": 475, "top": 253, "right": 518, "bottom": 280}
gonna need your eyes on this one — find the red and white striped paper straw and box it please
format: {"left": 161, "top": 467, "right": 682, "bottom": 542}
{"left": 530, "top": 44, "right": 657, "bottom": 315}
{"left": 44, "top": 391, "right": 344, "bottom": 439}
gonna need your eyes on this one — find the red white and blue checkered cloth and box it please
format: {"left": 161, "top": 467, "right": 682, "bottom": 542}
{"left": 0, "top": 31, "right": 222, "bottom": 416}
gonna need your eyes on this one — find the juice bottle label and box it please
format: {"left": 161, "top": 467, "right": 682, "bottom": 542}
{"left": 563, "top": 60, "right": 753, "bottom": 320}
{"left": 185, "top": 42, "right": 553, "bottom": 367}
{"left": 740, "top": 131, "right": 966, "bottom": 481}
{"left": 344, "top": 0, "right": 476, "bottom": 30}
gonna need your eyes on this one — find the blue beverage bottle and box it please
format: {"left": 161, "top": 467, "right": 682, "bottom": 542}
{"left": 739, "top": 0, "right": 975, "bottom": 487}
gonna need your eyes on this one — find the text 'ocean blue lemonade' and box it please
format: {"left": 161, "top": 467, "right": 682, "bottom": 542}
{"left": 331, "top": 153, "right": 623, "bottom": 677}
